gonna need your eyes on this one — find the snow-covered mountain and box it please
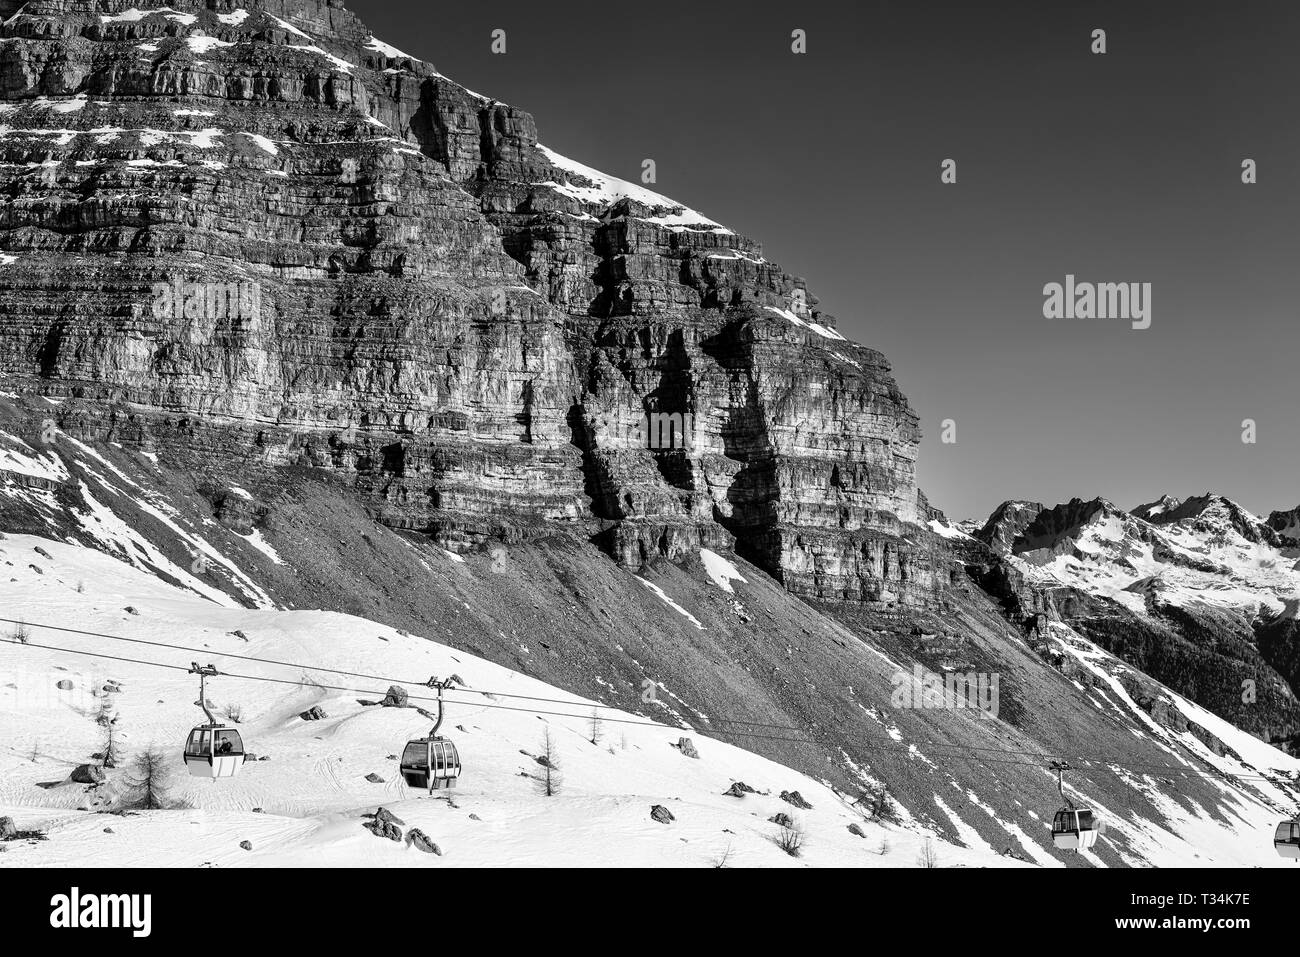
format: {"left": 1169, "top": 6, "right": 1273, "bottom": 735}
{"left": 1010, "top": 495, "right": 1296, "bottom": 618}
{"left": 970, "top": 493, "right": 1300, "bottom": 761}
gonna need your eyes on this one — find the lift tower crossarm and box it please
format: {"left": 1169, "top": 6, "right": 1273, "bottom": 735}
{"left": 1050, "top": 759, "right": 1075, "bottom": 810}
{"left": 189, "top": 662, "right": 220, "bottom": 726}
{"left": 421, "top": 676, "right": 456, "bottom": 737}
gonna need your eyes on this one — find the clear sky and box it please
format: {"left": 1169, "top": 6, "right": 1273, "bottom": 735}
{"left": 350, "top": 0, "right": 1300, "bottom": 522}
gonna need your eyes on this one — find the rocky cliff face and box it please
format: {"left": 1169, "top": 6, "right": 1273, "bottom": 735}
{"left": 0, "top": 0, "right": 939, "bottom": 607}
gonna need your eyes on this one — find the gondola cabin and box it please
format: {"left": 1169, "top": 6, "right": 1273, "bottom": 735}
{"left": 400, "top": 737, "right": 461, "bottom": 791}
{"left": 1052, "top": 808, "right": 1098, "bottom": 851}
{"left": 1274, "top": 819, "right": 1300, "bottom": 860}
{"left": 184, "top": 725, "right": 245, "bottom": 779}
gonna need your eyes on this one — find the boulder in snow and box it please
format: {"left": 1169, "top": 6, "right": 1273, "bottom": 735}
{"left": 361, "top": 806, "right": 406, "bottom": 841}
{"left": 780, "top": 790, "right": 813, "bottom": 809}
{"left": 368, "top": 807, "right": 405, "bottom": 827}
{"left": 675, "top": 737, "right": 700, "bottom": 759}
{"left": 406, "top": 829, "right": 441, "bottom": 854}
{"left": 363, "top": 819, "right": 402, "bottom": 842}
{"left": 650, "top": 805, "right": 675, "bottom": 824}
{"left": 381, "top": 685, "right": 408, "bottom": 708}
{"left": 71, "top": 764, "right": 105, "bottom": 784}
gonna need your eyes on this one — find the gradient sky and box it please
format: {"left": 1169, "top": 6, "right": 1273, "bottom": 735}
{"left": 350, "top": 0, "right": 1300, "bottom": 522}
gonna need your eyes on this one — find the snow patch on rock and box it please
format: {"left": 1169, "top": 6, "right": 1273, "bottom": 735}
{"left": 700, "top": 549, "right": 746, "bottom": 594}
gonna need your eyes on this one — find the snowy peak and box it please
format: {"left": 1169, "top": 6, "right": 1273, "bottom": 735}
{"left": 1132, "top": 494, "right": 1181, "bottom": 522}
{"left": 972, "top": 497, "right": 1149, "bottom": 570}
{"left": 975, "top": 500, "right": 1046, "bottom": 555}
{"left": 980, "top": 492, "right": 1289, "bottom": 573}
{"left": 1138, "top": 493, "right": 1278, "bottom": 546}
{"left": 1014, "top": 497, "right": 1138, "bottom": 557}
{"left": 975, "top": 491, "right": 1300, "bottom": 622}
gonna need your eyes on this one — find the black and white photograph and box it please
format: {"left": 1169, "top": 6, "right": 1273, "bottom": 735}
{"left": 0, "top": 0, "right": 1292, "bottom": 936}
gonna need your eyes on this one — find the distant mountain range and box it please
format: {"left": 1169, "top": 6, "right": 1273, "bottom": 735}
{"left": 933, "top": 492, "right": 1300, "bottom": 755}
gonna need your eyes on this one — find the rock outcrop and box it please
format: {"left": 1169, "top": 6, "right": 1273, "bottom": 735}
{"left": 405, "top": 828, "right": 440, "bottom": 854}
{"left": 70, "top": 763, "right": 104, "bottom": 784}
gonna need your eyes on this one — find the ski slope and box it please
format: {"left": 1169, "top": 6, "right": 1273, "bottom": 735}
{"left": 0, "top": 534, "right": 1018, "bottom": 868}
